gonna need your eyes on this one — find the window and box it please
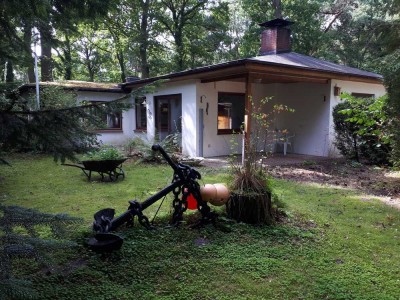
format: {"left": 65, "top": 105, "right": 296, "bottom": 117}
{"left": 351, "top": 93, "right": 375, "bottom": 99}
{"left": 217, "top": 92, "right": 245, "bottom": 134}
{"left": 154, "top": 94, "right": 182, "bottom": 134}
{"left": 135, "top": 97, "right": 147, "bottom": 130}
{"left": 91, "top": 102, "right": 122, "bottom": 130}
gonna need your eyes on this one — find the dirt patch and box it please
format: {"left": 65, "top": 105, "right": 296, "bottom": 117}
{"left": 267, "top": 159, "right": 400, "bottom": 209}
{"left": 201, "top": 155, "right": 400, "bottom": 209}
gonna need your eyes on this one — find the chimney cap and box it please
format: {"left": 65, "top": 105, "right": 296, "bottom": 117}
{"left": 259, "top": 18, "right": 294, "bottom": 28}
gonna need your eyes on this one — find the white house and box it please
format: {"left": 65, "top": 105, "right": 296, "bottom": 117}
{"left": 18, "top": 80, "right": 136, "bottom": 145}
{"left": 121, "top": 19, "right": 385, "bottom": 158}
{"left": 19, "top": 19, "right": 385, "bottom": 158}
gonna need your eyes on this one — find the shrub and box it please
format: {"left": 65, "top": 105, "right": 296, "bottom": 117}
{"left": 333, "top": 94, "right": 390, "bottom": 165}
{"left": 332, "top": 101, "right": 360, "bottom": 160}
{"left": 82, "top": 145, "right": 124, "bottom": 160}
{"left": 382, "top": 50, "right": 400, "bottom": 167}
{"left": 125, "top": 132, "right": 181, "bottom": 163}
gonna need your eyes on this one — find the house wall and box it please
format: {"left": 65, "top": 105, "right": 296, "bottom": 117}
{"left": 145, "top": 80, "right": 197, "bottom": 157}
{"left": 76, "top": 91, "right": 136, "bottom": 145}
{"left": 142, "top": 78, "right": 385, "bottom": 159}
{"left": 277, "top": 83, "right": 331, "bottom": 156}
{"left": 195, "top": 81, "right": 332, "bottom": 157}
{"left": 328, "top": 79, "right": 386, "bottom": 156}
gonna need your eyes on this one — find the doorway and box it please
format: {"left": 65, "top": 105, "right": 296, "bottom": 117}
{"left": 155, "top": 94, "right": 182, "bottom": 142}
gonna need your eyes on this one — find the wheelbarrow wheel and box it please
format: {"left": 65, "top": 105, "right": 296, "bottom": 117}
{"left": 116, "top": 167, "right": 124, "bottom": 179}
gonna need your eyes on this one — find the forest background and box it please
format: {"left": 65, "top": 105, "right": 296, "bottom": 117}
{"left": 1, "top": 0, "right": 398, "bottom": 84}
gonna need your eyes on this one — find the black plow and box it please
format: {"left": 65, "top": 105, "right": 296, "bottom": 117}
{"left": 87, "top": 144, "right": 218, "bottom": 252}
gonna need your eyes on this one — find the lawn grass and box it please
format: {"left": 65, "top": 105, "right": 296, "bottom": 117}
{"left": 1, "top": 154, "right": 400, "bottom": 299}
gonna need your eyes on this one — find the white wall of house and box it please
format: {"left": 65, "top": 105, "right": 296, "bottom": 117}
{"left": 196, "top": 80, "right": 333, "bottom": 157}
{"left": 145, "top": 80, "right": 197, "bottom": 157}
{"left": 77, "top": 91, "right": 135, "bottom": 145}
{"left": 277, "top": 83, "right": 331, "bottom": 156}
{"left": 142, "top": 78, "right": 386, "bottom": 159}
{"left": 197, "top": 81, "right": 246, "bottom": 157}
{"left": 328, "top": 80, "right": 386, "bottom": 157}
{"left": 252, "top": 82, "right": 331, "bottom": 156}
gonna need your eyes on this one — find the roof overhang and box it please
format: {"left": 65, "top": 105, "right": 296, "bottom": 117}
{"left": 121, "top": 58, "right": 383, "bottom": 91}
{"left": 18, "top": 81, "right": 124, "bottom": 94}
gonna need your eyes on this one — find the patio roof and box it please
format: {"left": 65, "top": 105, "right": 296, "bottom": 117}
{"left": 121, "top": 52, "right": 383, "bottom": 90}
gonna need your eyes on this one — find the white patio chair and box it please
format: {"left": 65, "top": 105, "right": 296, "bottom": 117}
{"left": 274, "top": 132, "right": 294, "bottom": 155}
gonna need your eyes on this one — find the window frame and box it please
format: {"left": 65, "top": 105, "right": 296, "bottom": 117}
{"left": 90, "top": 101, "right": 123, "bottom": 132}
{"left": 217, "top": 92, "right": 245, "bottom": 135}
{"left": 135, "top": 97, "right": 147, "bottom": 131}
{"left": 351, "top": 93, "right": 375, "bottom": 99}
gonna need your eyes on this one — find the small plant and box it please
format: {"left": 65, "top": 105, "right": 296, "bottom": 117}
{"left": 125, "top": 132, "right": 181, "bottom": 163}
{"left": 228, "top": 97, "right": 294, "bottom": 193}
{"left": 82, "top": 145, "right": 124, "bottom": 161}
{"left": 226, "top": 97, "right": 294, "bottom": 224}
{"left": 302, "top": 160, "right": 317, "bottom": 166}
{"left": 350, "top": 160, "right": 363, "bottom": 168}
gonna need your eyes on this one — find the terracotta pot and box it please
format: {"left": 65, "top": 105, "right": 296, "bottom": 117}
{"left": 226, "top": 191, "right": 272, "bottom": 225}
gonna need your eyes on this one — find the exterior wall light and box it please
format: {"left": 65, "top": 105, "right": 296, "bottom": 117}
{"left": 334, "top": 85, "right": 341, "bottom": 96}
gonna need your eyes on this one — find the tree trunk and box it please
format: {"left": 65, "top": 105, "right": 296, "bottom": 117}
{"left": 117, "top": 49, "right": 126, "bottom": 83}
{"left": 64, "top": 34, "right": 72, "bottom": 80}
{"left": 174, "top": 29, "right": 184, "bottom": 71}
{"left": 23, "top": 25, "right": 35, "bottom": 83}
{"left": 139, "top": 44, "right": 150, "bottom": 79}
{"left": 272, "top": 0, "right": 282, "bottom": 19}
{"left": 6, "top": 60, "right": 14, "bottom": 82}
{"left": 226, "top": 192, "right": 273, "bottom": 225}
{"left": 89, "top": 71, "right": 95, "bottom": 82}
{"left": 88, "top": 65, "right": 95, "bottom": 82}
{"left": 39, "top": 24, "right": 53, "bottom": 82}
{"left": 139, "top": 0, "right": 150, "bottom": 78}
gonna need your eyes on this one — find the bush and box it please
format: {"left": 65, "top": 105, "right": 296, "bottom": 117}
{"left": 333, "top": 94, "right": 390, "bottom": 165}
{"left": 125, "top": 132, "right": 181, "bottom": 163}
{"left": 333, "top": 102, "right": 360, "bottom": 160}
{"left": 382, "top": 50, "right": 400, "bottom": 167}
{"left": 81, "top": 145, "right": 124, "bottom": 160}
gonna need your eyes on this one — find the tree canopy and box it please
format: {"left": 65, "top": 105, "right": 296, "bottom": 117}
{"left": 1, "top": 0, "right": 397, "bottom": 82}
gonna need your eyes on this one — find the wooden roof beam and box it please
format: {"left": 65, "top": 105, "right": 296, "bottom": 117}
{"left": 245, "top": 62, "right": 382, "bottom": 84}
{"left": 248, "top": 72, "right": 329, "bottom": 84}
{"left": 200, "top": 73, "right": 248, "bottom": 83}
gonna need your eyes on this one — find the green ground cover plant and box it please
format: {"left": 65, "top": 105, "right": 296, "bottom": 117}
{"left": 1, "top": 155, "right": 400, "bottom": 299}
{"left": 81, "top": 145, "right": 125, "bottom": 161}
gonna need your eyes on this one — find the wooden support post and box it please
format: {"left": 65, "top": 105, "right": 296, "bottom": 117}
{"left": 243, "top": 75, "right": 252, "bottom": 165}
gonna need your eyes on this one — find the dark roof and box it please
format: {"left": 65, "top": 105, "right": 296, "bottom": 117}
{"left": 249, "top": 52, "right": 383, "bottom": 79}
{"left": 19, "top": 80, "right": 124, "bottom": 93}
{"left": 259, "top": 18, "right": 294, "bottom": 28}
{"left": 121, "top": 52, "right": 383, "bottom": 89}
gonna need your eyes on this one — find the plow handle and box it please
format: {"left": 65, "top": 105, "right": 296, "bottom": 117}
{"left": 151, "top": 144, "right": 184, "bottom": 179}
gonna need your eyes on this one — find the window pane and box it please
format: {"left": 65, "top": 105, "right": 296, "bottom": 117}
{"left": 135, "top": 98, "right": 147, "bottom": 129}
{"left": 351, "top": 93, "right": 375, "bottom": 99}
{"left": 218, "top": 93, "right": 245, "bottom": 133}
{"left": 91, "top": 101, "right": 122, "bottom": 130}
{"left": 107, "top": 113, "right": 121, "bottom": 129}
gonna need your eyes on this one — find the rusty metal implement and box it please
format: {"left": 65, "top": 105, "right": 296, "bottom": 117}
{"left": 87, "top": 144, "right": 217, "bottom": 252}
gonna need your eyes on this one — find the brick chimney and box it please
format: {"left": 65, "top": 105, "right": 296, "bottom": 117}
{"left": 259, "top": 18, "right": 294, "bottom": 55}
